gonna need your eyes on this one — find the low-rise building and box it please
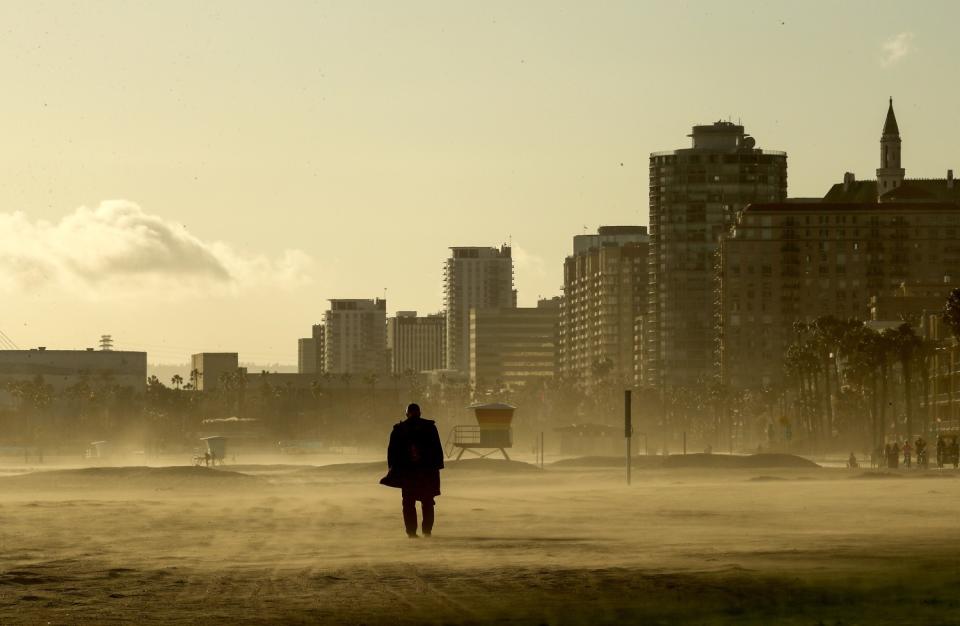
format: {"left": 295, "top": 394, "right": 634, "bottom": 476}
{"left": 190, "top": 352, "right": 240, "bottom": 391}
{"left": 0, "top": 348, "right": 147, "bottom": 393}
{"left": 870, "top": 283, "right": 954, "bottom": 325}
{"left": 469, "top": 299, "right": 558, "bottom": 391}
{"left": 298, "top": 324, "right": 325, "bottom": 375}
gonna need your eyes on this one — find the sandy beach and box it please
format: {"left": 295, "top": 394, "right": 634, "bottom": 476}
{"left": 0, "top": 457, "right": 958, "bottom": 624}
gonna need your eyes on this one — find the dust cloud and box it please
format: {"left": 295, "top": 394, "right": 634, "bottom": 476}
{"left": 0, "top": 454, "right": 957, "bottom": 624}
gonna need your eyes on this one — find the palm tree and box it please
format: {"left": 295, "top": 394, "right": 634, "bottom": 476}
{"left": 874, "top": 328, "right": 899, "bottom": 443}
{"left": 891, "top": 323, "right": 922, "bottom": 440}
{"left": 811, "top": 316, "right": 843, "bottom": 438}
{"left": 787, "top": 322, "right": 825, "bottom": 441}
{"left": 916, "top": 338, "right": 937, "bottom": 438}
{"left": 842, "top": 325, "right": 873, "bottom": 447}
{"left": 189, "top": 368, "right": 201, "bottom": 392}
{"left": 942, "top": 288, "right": 960, "bottom": 425}
{"left": 171, "top": 374, "right": 183, "bottom": 390}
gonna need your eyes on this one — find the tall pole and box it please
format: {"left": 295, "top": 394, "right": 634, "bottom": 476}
{"left": 625, "top": 390, "right": 632, "bottom": 485}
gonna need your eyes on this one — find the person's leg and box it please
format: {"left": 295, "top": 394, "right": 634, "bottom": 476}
{"left": 401, "top": 491, "right": 418, "bottom": 537}
{"left": 421, "top": 497, "right": 435, "bottom": 536}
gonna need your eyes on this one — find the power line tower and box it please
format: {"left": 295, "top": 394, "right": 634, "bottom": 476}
{"left": 99, "top": 334, "right": 114, "bottom": 351}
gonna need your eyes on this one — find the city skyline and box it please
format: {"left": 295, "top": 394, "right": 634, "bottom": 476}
{"left": 1, "top": 1, "right": 957, "bottom": 363}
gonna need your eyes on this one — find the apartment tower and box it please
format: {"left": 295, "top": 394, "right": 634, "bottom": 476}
{"left": 647, "top": 121, "right": 787, "bottom": 389}
{"left": 558, "top": 226, "right": 649, "bottom": 383}
{"left": 444, "top": 246, "right": 516, "bottom": 374}
{"left": 323, "top": 299, "right": 387, "bottom": 375}
{"left": 387, "top": 311, "right": 446, "bottom": 374}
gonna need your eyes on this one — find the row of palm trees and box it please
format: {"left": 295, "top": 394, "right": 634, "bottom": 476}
{"left": 783, "top": 301, "right": 959, "bottom": 448}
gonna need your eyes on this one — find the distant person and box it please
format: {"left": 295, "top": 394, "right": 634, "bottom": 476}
{"left": 381, "top": 403, "right": 445, "bottom": 538}
{"left": 902, "top": 440, "right": 912, "bottom": 468}
{"left": 847, "top": 452, "right": 859, "bottom": 469}
{"left": 890, "top": 442, "right": 900, "bottom": 469}
{"left": 916, "top": 437, "right": 928, "bottom": 469}
{"left": 937, "top": 436, "right": 945, "bottom": 468}
{"left": 951, "top": 437, "right": 960, "bottom": 469}
{"left": 883, "top": 443, "right": 892, "bottom": 468}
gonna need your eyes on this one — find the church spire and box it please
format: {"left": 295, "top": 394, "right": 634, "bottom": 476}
{"left": 877, "top": 97, "right": 904, "bottom": 196}
{"left": 883, "top": 97, "right": 900, "bottom": 136}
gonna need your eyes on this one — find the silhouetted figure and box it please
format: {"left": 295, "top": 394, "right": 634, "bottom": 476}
{"left": 883, "top": 443, "right": 892, "bottom": 468}
{"left": 889, "top": 442, "right": 900, "bottom": 469}
{"left": 382, "top": 403, "right": 444, "bottom": 538}
{"left": 847, "top": 452, "right": 859, "bottom": 469}
{"left": 937, "top": 435, "right": 945, "bottom": 468}
{"left": 902, "top": 441, "right": 912, "bottom": 468}
{"left": 951, "top": 438, "right": 960, "bottom": 469}
{"left": 916, "top": 437, "right": 928, "bottom": 469}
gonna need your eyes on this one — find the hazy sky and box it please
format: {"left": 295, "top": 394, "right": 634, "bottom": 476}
{"left": 1, "top": 0, "right": 957, "bottom": 364}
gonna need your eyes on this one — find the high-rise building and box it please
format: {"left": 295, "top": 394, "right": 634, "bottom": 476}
{"left": 297, "top": 324, "right": 325, "bottom": 375}
{"left": 387, "top": 311, "right": 446, "bottom": 374}
{"left": 647, "top": 121, "right": 788, "bottom": 389}
{"left": 558, "top": 226, "right": 648, "bottom": 383}
{"left": 718, "top": 100, "right": 960, "bottom": 389}
{"left": 444, "top": 246, "right": 516, "bottom": 374}
{"left": 469, "top": 299, "right": 558, "bottom": 391}
{"left": 323, "top": 299, "right": 387, "bottom": 375}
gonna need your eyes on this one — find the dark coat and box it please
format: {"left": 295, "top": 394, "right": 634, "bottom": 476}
{"left": 381, "top": 417, "right": 444, "bottom": 497}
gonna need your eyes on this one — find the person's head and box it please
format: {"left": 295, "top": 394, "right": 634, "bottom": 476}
{"left": 406, "top": 403, "right": 421, "bottom": 419}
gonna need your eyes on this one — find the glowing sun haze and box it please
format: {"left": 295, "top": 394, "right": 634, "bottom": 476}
{"left": 0, "top": 0, "right": 957, "bottom": 363}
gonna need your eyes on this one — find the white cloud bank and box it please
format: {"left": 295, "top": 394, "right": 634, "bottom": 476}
{"left": 0, "top": 200, "right": 313, "bottom": 297}
{"left": 881, "top": 32, "right": 914, "bottom": 67}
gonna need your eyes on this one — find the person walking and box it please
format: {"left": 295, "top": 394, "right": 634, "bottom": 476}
{"left": 381, "top": 403, "right": 445, "bottom": 538}
{"left": 902, "top": 440, "right": 912, "bottom": 468}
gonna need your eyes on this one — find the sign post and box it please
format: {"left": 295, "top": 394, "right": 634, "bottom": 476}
{"left": 625, "top": 390, "right": 632, "bottom": 485}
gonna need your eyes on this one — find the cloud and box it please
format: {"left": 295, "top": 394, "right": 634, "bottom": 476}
{"left": 881, "top": 32, "right": 914, "bottom": 67}
{"left": 0, "top": 200, "right": 313, "bottom": 297}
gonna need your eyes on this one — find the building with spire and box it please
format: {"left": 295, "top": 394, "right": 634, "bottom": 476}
{"left": 876, "top": 97, "right": 905, "bottom": 193}
{"left": 717, "top": 99, "right": 960, "bottom": 389}
{"left": 824, "top": 98, "right": 960, "bottom": 204}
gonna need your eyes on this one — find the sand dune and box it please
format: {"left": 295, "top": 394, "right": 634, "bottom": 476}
{"left": 0, "top": 465, "right": 262, "bottom": 492}
{"left": 662, "top": 452, "right": 819, "bottom": 469}
{"left": 552, "top": 453, "right": 818, "bottom": 470}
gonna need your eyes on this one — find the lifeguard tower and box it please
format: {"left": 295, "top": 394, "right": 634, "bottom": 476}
{"left": 447, "top": 403, "right": 515, "bottom": 460}
{"left": 198, "top": 436, "right": 227, "bottom": 466}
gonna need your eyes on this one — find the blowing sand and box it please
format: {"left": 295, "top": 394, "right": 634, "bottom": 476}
{"left": 0, "top": 457, "right": 957, "bottom": 624}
